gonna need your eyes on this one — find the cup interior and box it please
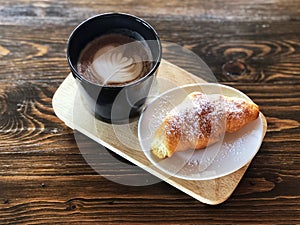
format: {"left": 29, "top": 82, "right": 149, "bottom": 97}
{"left": 67, "top": 13, "right": 162, "bottom": 86}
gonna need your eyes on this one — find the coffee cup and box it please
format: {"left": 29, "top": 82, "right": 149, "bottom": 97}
{"left": 67, "top": 12, "right": 162, "bottom": 123}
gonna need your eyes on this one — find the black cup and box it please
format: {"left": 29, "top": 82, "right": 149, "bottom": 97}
{"left": 67, "top": 13, "right": 162, "bottom": 123}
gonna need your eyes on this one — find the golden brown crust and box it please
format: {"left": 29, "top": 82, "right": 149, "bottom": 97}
{"left": 151, "top": 92, "right": 259, "bottom": 159}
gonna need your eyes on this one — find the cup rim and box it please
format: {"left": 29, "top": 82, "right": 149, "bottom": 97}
{"left": 67, "top": 12, "right": 162, "bottom": 88}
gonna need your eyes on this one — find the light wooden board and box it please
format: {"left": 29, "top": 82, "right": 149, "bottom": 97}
{"left": 52, "top": 59, "right": 267, "bottom": 205}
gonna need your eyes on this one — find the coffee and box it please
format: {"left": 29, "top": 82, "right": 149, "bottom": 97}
{"left": 77, "top": 32, "right": 153, "bottom": 86}
{"left": 67, "top": 13, "right": 162, "bottom": 122}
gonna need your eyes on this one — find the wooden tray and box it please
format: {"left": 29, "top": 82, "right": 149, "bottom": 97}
{"left": 52, "top": 59, "right": 267, "bottom": 205}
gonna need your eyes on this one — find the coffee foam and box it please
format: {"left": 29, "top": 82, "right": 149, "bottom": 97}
{"left": 77, "top": 33, "right": 153, "bottom": 86}
{"left": 91, "top": 44, "right": 144, "bottom": 84}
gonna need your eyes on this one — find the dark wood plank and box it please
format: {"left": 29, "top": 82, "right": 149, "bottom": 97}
{"left": 0, "top": 175, "right": 299, "bottom": 224}
{"left": 0, "top": 0, "right": 300, "bottom": 24}
{"left": 1, "top": 21, "right": 299, "bottom": 82}
{"left": 0, "top": 0, "right": 299, "bottom": 224}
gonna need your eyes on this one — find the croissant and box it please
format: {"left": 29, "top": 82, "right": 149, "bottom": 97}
{"left": 151, "top": 92, "right": 259, "bottom": 159}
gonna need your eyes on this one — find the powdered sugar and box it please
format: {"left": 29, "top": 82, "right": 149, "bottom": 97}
{"left": 162, "top": 93, "right": 228, "bottom": 149}
{"left": 139, "top": 83, "right": 264, "bottom": 180}
{"left": 148, "top": 95, "right": 172, "bottom": 136}
{"left": 161, "top": 93, "right": 252, "bottom": 151}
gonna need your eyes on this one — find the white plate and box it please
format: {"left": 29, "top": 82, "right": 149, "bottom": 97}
{"left": 138, "top": 83, "right": 265, "bottom": 180}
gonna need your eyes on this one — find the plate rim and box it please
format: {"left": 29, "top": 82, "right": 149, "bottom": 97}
{"left": 138, "top": 83, "right": 265, "bottom": 180}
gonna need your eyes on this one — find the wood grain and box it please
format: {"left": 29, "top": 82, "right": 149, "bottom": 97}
{"left": 0, "top": 0, "right": 299, "bottom": 224}
{"left": 52, "top": 60, "right": 268, "bottom": 205}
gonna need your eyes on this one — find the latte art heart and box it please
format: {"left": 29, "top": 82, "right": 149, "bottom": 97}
{"left": 77, "top": 33, "right": 153, "bottom": 86}
{"left": 92, "top": 51, "right": 143, "bottom": 84}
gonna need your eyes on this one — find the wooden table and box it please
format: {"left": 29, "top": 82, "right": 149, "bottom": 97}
{"left": 0, "top": 0, "right": 299, "bottom": 224}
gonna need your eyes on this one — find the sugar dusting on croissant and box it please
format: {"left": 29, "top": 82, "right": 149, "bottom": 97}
{"left": 151, "top": 92, "right": 259, "bottom": 159}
